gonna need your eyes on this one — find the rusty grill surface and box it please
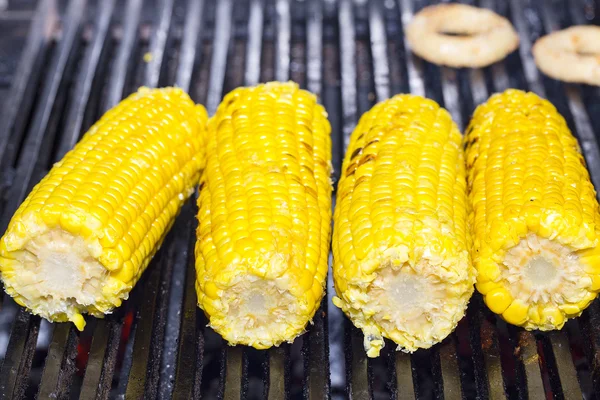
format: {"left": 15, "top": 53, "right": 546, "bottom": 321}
{"left": 1, "top": 0, "right": 600, "bottom": 399}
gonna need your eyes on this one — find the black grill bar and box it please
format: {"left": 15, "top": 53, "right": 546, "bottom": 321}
{"left": 275, "top": 0, "right": 291, "bottom": 82}
{"left": 1, "top": 0, "right": 85, "bottom": 232}
{"left": 0, "top": 0, "right": 55, "bottom": 170}
{"left": 369, "top": 0, "right": 390, "bottom": 103}
{"left": 303, "top": 0, "right": 330, "bottom": 397}
{"left": 103, "top": 0, "right": 142, "bottom": 112}
{"left": 206, "top": 0, "right": 232, "bottom": 115}
{"left": 267, "top": 344, "right": 287, "bottom": 400}
{"left": 143, "top": 0, "right": 174, "bottom": 88}
{"left": 36, "top": 324, "right": 78, "bottom": 399}
{"left": 78, "top": 318, "right": 122, "bottom": 400}
{"left": 172, "top": 231, "right": 202, "bottom": 399}
{"left": 245, "top": 0, "right": 264, "bottom": 87}
{"left": 548, "top": 330, "right": 583, "bottom": 399}
{"left": 54, "top": 0, "right": 115, "bottom": 160}
{"left": 176, "top": 0, "right": 204, "bottom": 92}
{"left": 398, "top": 0, "right": 425, "bottom": 97}
{"left": 0, "top": 310, "right": 40, "bottom": 400}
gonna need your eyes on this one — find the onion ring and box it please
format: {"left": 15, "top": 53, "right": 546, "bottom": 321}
{"left": 532, "top": 26, "right": 600, "bottom": 86}
{"left": 405, "top": 4, "right": 519, "bottom": 68}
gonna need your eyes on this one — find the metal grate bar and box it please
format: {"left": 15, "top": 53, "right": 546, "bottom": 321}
{"left": 472, "top": 306, "right": 507, "bottom": 399}
{"left": 267, "top": 345, "right": 287, "bottom": 400}
{"left": 78, "top": 318, "right": 122, "bottom": 400}
{"left": 124, "top": 248, "right": 167, "bottom": 398}
{"left": 0, "top": 310, "right": 40, "bottom": 400}
{"left": 36, "top": 324, "right": 78, "bottom": 399}
{"left": 395, "top": 352, "right": 416, "bottom": 400}
{"left": 143, "top": 0, "right": 174, "bottom": 88}
{"left": 397, "top": 0, "right": 424, "bottom": 97}
{"left": 548, "top": 331, "right": 583, "bottom": 400}
{"left": 348, "top": 324, "right": 370, "bottom": 399}
{"left": 0, "top": 0, "right": 55, "bottom": 168}
{"left": 1, "top": 0, "right": 85, "bottom": 232}
{"left": 172, "top": 222, "right": 202, "bottom": 400}
{"left": 322, "top": 1, "right": 346, "bottom": 396}
{"left": 54, "top": 0, "right": 115, "bottom": 160}
{"left": 369, "top": 0, "right": 390, "bottom": 102}
{"left": 288, "top": 0, "right": 305, "bottom": 87}
{"left": 104, "top": 0, "right": 142, "bottom": 111}
{"left": 223, "top": 346, "right": 246, "bottom": 399}
{"left": 517, "top": 331, "right": 545, "bottom": 398}
{"left": 245, "top": 0, "right": 264, "bottom": 86}
{"left": 275, "top": 0, "right": 290, "bottom": 82}
{"left": 206, "top": 0, "right": 232, "bottom": 114}
{"left": 438, "top": 337, "right": 462, "bottom": 400}
{"left": 440, "top": 67, "right": 463, "bottom": 129}
{"left": 508, "top": 0, "right": 545, "bottom": 96}
{"left": 338, "top": 0, "right": 357, "bottom": 152}
{"left": 570, "top": 0, "right": 588, "bottom": 24}
{"left": 337, "top": 1, "right": 369, "bottom": 397}
{"left": 176, "top": 0, "right": 204, "bottom": 92}
{"left": 306, "top": 0, "right": 322, "bottom": 96}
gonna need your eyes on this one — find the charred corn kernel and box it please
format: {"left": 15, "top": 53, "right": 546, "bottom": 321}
{"left": 465, "top": 89, "right": 600, "bottom": 330}
{"left": 195, "top": 82, "right": 332, "bottom": 349}
{"left": 0, "top": 87, "right": 207, "bottom": 330}
{"left": 332, "top": 94, "right": 474, "bottom": 357}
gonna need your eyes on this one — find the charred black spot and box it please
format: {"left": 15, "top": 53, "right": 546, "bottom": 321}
{"left": 358, "top": 154, "right": 376, "bottom": 167}
{"left": 301, "top": 141, "right": 313, "bottom": 152}
{"left": 364, "top": 139, "right": 379, "bottom": 149}
{"left": 350, "top": 147, "right": 363, "bottom": 160}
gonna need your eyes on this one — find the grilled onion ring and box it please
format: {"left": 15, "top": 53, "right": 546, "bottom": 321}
{"left": 405, "top": 4, "right": 519, "bottom": 68}
{"left": 533, "top": 26, "right": 600, "bottom": 86}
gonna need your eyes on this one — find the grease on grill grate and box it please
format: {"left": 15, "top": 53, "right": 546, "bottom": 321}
{"left": 0, "top": 0, "right": 599, "bottom": 399}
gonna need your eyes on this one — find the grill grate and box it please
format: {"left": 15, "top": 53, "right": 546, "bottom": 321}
{"left": 1, "top": 0, "right": 600, "bottom": 398}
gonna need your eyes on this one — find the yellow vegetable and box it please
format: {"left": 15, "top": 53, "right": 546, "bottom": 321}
{"left": 0, "top": 87, "right": 207, "bottom": 330}
{"left": 332, "top": 94, "right": 474, "bottom": 357}
{"left": 195, "top": 82, "right": 332, "bottom": 349}
{"left": 465, "top": 89, "right": 600, "bottom": 330}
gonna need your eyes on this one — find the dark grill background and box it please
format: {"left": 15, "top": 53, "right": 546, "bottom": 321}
{"left": 0, "top": 0, "right": 600, "bottom": 398}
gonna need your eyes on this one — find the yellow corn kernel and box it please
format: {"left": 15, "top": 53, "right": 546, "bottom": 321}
{"left": 465, "top": 89, "right": 600, "bottom": 330}
{"left": 0, "top": 87, "right": 207, "bottom": 330}
{"left": 332, "top": 94, "right": 474, "bottom": 357}
{"left": 195, "top": 82, "right": 332, "bottom": 349}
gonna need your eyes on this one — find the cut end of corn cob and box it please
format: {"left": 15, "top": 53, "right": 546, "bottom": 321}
{"left": 195, "top": 82, "right": 332, "bottom": 349}
{"left": 467, "top": 89, "right": 600, "bottom": 330}
{"left": 332, "top": 94, "right": 474, "bottom": 357}
{"left": 0, "top": 87, "right": 207, "bottom": 330}
{"left": 2, "top": 229, "right": 112, "bottom": 330}
{"left": 202, "top": 273, "right": 307, "bottom": 349}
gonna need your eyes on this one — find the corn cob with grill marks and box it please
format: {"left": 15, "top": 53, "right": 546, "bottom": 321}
{"left": 466, "top": 89, "right": 600, "bottom": 330}
{"left": 195, "top": 82, "right": 332, "bottom": 349}
{"left": 0, "top": 87, "right": 207, "bottom": 330}
{"left": 332, "top": 94, "right": 474, "bottom": 357}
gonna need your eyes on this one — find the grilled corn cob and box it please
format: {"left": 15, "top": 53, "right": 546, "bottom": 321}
{"left": 332, "top": 94, "right": 474, "bottom": 357}
{"left": 195, "top": 82, "right": 332, "bottom": 349}
{"left": 0, "top": 87, "right": 207, "bottom": 330}
{"left": 466, "top": 89, "right": 600, "bottom": 330}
